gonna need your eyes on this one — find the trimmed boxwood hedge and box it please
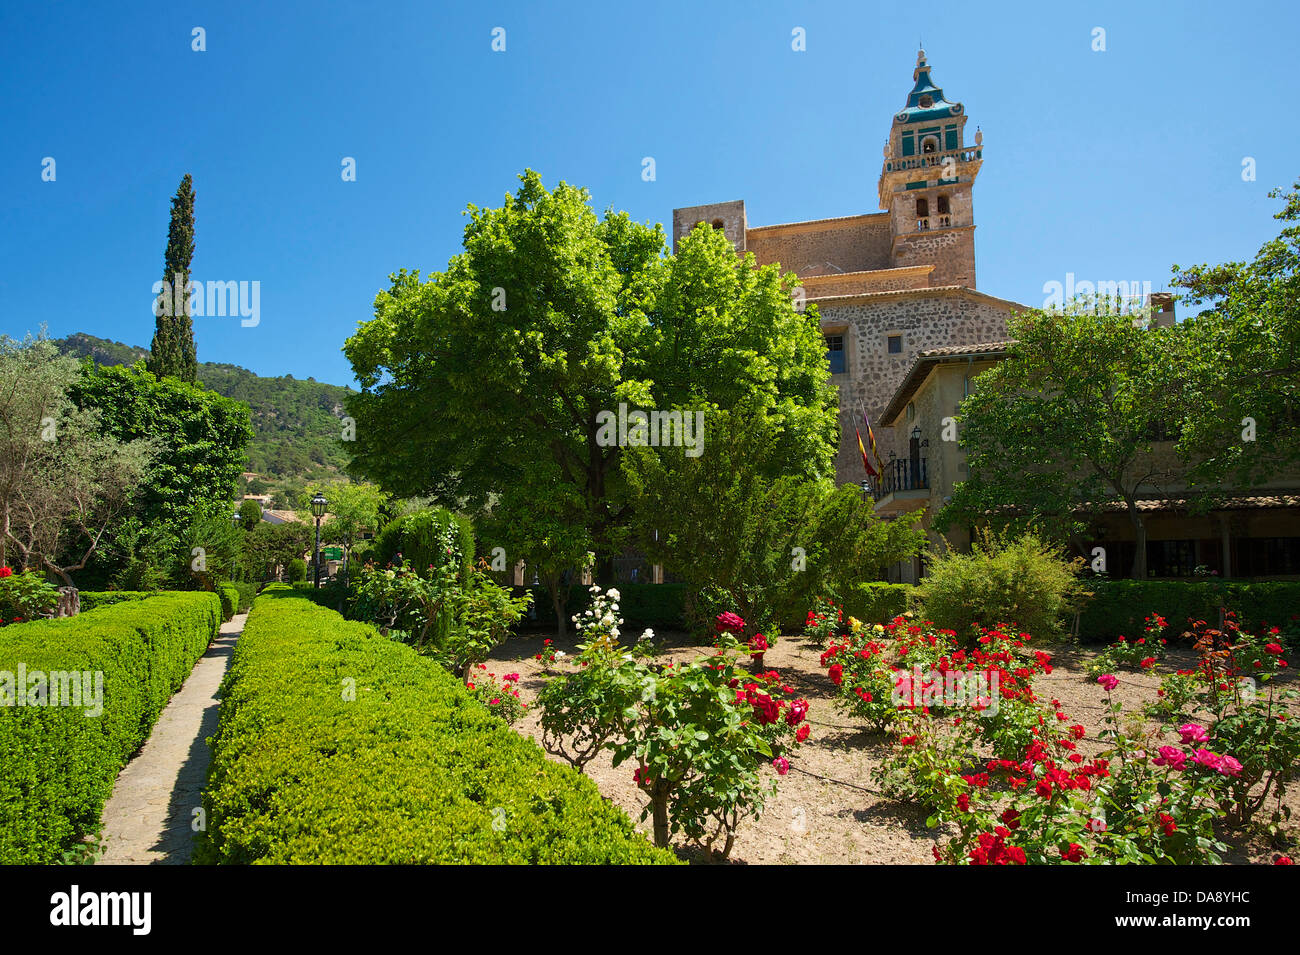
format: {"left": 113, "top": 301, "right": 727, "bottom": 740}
{"left": 216, "top": 582, "right": 239, "bottom": 621}
{"left": 194, "top": 586, "right": 676, "bottom": 864}
{"left": 76, "top": 590, "right": 152, "bottom": 611}
{"left": 841, "top": 582, "right": 913, "bottom": 626}
{"left": 0, "top": 592, "right": 221, "bottom": 863}
{"left": 1077, "top": 579, "right": 1300, "bottom": 643}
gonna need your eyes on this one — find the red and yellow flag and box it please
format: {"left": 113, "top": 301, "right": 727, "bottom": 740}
{"left": 862, "top": 409, "right": 884, "bottom": 476}
{"left": 856, "top": 426, "right": 878, "bottom": 478}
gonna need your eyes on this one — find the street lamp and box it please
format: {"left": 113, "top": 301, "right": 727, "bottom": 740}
{"left": 310, "top": 492, "right": 328, "bottom": 588}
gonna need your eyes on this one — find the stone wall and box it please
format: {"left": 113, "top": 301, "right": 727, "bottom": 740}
{"left": 892, "top": 225, "right": 976, "bottom": 289}
{"left": 819, "top": 291, "right": 1013, "bottom": 486}
{"left": 745, "top": 215, "right": 892, "bottom": 276}
{"left": 672, "top": 200, "right": 747, "bottom": 253}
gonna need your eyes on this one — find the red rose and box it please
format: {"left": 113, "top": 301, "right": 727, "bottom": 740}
{"left": 795, "top": 724, "right": 810, "bottom": 743}
{"left": 828, "top": 663, "right": 843, "bottom": 686}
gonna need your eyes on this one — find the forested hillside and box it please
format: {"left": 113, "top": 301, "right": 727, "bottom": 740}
{"left": 56, "top": 333, "right": 353, "bottom": 485}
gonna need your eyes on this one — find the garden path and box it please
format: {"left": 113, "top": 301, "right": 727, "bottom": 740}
{"left": 95, "top": 611, "right": 244, "bottom": 864}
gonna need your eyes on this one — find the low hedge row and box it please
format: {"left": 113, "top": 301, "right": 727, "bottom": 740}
{"left": 841, "top": 582, "right": 913, "bottom": 626}
{"left": 76, "top": 590, "right": 151, "bottom": 612}
{"left": 216, "top": 582, "right": 239, "bottom": 621}
{"left": 830, "top": 579, "right": 1300, "bottom": 645}
{"left": 231, "top": 581, "right": 257, "bottom": 612}
{"left": 0, "top": 592, "right": 221, "bottom": 863}
{"left": 194, "top": 586, "right": 676, "bottom": 864}
{"left": 1077, "top": 579, "right": 1300, "bottom": 643}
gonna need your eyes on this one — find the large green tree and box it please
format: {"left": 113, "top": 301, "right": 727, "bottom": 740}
{"left": 147, "top": 173, "right": 198, "bottom": 382}
{"left": 72, "top": 363, "right": 252, "bottom": 532}
{"left": 344, "top": 171, "right": 838, "bottom": 623}
{"left": 1172, "top": 180, "right": 1300, "bottom": 486}
{"left": 935, "top": 303, "right": 1188, "bottom": 579}
{"left": 0, "top": 336, "right": 152, "bottom": 586}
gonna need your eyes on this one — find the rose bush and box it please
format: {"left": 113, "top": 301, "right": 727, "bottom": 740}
{"left": 539, "top": 601, "right": 808, "bottom": 859}
{"left": 833, "top": 604, "right": 1296, "bottom": 864}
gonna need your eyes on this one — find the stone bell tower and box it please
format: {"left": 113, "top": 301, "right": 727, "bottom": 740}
{"left": 878, "top": 49, "right": 982, "bottom": 289}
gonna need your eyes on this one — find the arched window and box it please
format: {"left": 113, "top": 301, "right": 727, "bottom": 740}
{"left": 915, "top": 197, "right": 929, "bottom": 218}
{"left": 921, "top": 136, "right": 939, "bottom": 154}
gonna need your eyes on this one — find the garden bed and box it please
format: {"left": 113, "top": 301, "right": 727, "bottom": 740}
{"left": 485, "top": 626, "right": 1300, "bottom": 864}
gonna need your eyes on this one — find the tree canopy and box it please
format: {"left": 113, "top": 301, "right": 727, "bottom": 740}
{"left": 344, "top": 170, "right": 839, "bottom": 597}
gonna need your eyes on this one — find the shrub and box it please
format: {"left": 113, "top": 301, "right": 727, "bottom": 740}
{"left": 0, "top": 592, "right": 220, "bottom": 863}
{"left": 539, "top": 599, "right": 807, "bottom": 860}
{"left": 232, "top": 581, "right": 257, "bottom": 612}
{"left": 194, "top": 587, "right": 675, "bottom": 864}
{"left": 216, "top": 582, "right": 239, "bottom": 621}
{"left": 0, "top": 568, "right": 60, "bottom": 624}
{"left": 371, "top": 507, "right": 475, "bottom": 579}
{"left": 76, "top": 591, "right": 152, "bottom": 612}
{"left": 842, "top": 582, "right": 913, "bottom": 626}
{"left": 287, "top": 558, "right": 307, "bottom": 583}
{"left": 915, "top": 531, "right": 1087, "bottom": 642}
{"left": 1078, "top": 579, "right": 1300, "bottom": 644}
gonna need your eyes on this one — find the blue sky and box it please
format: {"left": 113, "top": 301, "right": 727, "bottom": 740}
{"left": 2, "top": 0, "right": 1297, "bottom": 386}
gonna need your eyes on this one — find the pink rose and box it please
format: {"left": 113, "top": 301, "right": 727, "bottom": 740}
{"left": 1152, "top": 746, "right": 1186, "bottom": 771}
{"left": 1190, "top": 748, "right": 1222, "bottom": 771}
{"left": 1178, "top": 723, "right": 1209, "bottom": 744}
{"left": 1217, "top": 754, "right": 1243, "bottom": 777}
{"left": 772, "top": 757, "right": 790, "bottom": 776}
{"left": 1097, "top": 674, "right": 1119, "bottom": 691}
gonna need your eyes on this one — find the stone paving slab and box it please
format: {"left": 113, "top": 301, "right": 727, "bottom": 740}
{"left": 96, "top": 612, "right": 245, "bottom": 865}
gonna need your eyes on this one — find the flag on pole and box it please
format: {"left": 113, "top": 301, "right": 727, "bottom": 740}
{"left": 856, "top": 426, "right": 878, "bottom": 478}
{"left": 861, "top": 409, "right": 884, "bottom": 476}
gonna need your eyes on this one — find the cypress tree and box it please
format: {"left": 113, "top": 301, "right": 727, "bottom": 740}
{"left": 147, "top": 174, "right": 198, "bottom": 381}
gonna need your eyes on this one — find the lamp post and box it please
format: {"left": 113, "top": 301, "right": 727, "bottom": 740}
{"left": 310, "top": 492, "right": 328, "bottom": 588}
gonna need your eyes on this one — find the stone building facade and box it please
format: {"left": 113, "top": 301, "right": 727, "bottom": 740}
{"left": 672, "top": 50, "right": 1026, "bottom": 488}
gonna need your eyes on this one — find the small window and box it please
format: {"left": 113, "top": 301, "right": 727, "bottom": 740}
{"left": 887, "top": 334, "right": 902, "bottom": 354}
{"left": 915, "top": 197, "right": 929, "bottom": 218}
{"left": 711, "top": 219, "right": 725, "bottom": 230}
{"left": 921, "top": 136, "right": 939, "bottom": 154}
{"left": 906, "top": 401, "right": 916, "bottom": 422}
{"left": 825, "top": 334, "right": 846, "bottom": 374}
{"left": 937, "top": 195, "right": 950, "bottom": 215}
{"left": 919, "top": 95, "right": 934, "bottom": 109}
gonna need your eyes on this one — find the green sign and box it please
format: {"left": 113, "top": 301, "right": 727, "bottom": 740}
{"left": 321, "top": 547, "right": 343, "bottom": 560}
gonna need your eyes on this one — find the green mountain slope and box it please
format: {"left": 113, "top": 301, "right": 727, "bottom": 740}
{"left": 56, "top": 333, "right": 354, "bottom": 484}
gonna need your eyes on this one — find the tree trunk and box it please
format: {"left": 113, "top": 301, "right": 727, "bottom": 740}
{"left": 651, "top": 781, "right": 671, "bottom": 849}
{"left": 55, "top": 587, "right": 80, "bottom": 618}
{"left": 546, "top": 571, "right": 568, "bottom": 641}
{"left": 1127, "top": 501, "right": 1148, "bottom": 579}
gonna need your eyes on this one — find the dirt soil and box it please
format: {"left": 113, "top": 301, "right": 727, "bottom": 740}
{"left": 484, "top": 629, "right": 1299, "bottom": 865}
